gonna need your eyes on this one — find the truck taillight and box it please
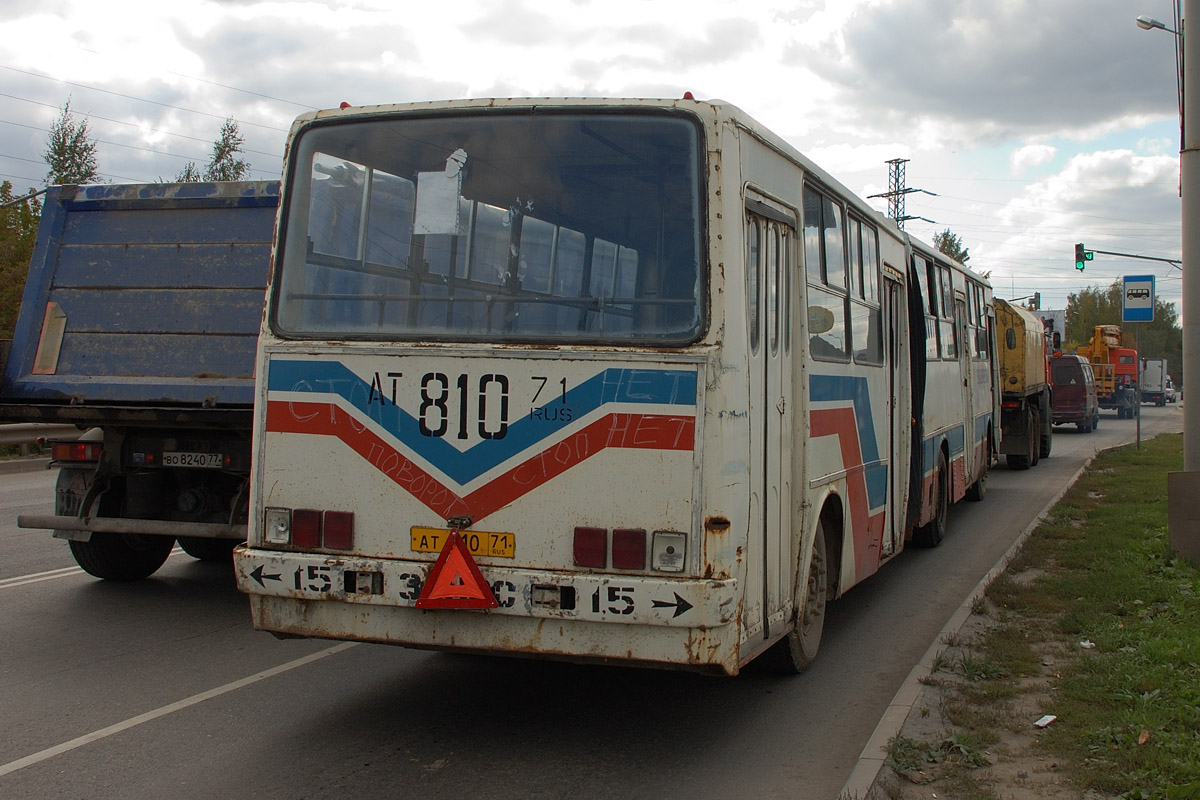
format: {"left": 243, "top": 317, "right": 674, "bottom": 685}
{"left": 264, "top": 507, "right": 354, "bottom": 550}
{"left": 51, "top": 441, "right": 101, "bottom": 462}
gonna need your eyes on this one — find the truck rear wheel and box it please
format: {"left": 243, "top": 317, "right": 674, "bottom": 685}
{"left": 69, "top": 533, "right": 175, "bottom": 581}
{"left": 177, "top": 536, "right": 238, "bottom": 562}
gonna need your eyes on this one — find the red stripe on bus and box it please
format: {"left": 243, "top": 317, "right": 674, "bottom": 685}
{"left": 265, "top": 401, "right": 695, "bottom": 523}
{"left": 810, "top": 406, "right": 885, "bottom": 581}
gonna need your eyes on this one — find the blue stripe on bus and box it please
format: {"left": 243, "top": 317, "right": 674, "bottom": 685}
{"left": 922, "top": 424, "right": 967, "bottom": 474}
{"left": 267, "top": 360, "right": 698, "bottom": 485}
{"left": 809, "top": 375, "right": 887, "bottom": 510}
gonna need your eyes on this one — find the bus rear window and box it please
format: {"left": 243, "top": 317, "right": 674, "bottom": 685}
{"left": 273, "top": 111, "right": 704, "bottom": 344}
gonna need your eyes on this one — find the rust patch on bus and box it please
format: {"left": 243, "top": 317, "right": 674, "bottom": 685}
{"left": 704, "top": 515, "right": 730, "bottom": 533}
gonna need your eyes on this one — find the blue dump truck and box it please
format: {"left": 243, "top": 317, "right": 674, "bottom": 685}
{"left": 0, "top": 181, "right": 277, "bottom": 579}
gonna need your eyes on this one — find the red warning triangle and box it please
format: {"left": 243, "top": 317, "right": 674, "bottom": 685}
{"left": 415, "top": 531, "right": 498, "bottom": 609}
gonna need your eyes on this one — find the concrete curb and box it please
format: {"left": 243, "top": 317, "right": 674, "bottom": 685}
{"left": 838, "top": 454, "right": 1097, "bottom": 799}
{"left": 0, "top": 458, "right": 52, "bottom": 475}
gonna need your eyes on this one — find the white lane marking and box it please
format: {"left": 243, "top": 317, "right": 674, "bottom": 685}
{"left": 0, "top": 641, "right": 359, "bottom": 777}
{"left": 0, "top": 548, "right": 189, "bottom": 590}
{"left": 0, "top": 566, "right": 82, "bottom": 588}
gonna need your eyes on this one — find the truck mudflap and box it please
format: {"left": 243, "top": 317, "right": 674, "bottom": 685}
{"left": 233, "top": 546, "right": 737, "bottom": 630}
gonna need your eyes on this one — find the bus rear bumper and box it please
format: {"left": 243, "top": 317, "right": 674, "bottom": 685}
{"left": 234, "top": 546, "right": 741, "bottom": 673}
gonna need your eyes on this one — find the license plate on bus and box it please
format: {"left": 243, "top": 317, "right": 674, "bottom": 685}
{"left": 411, "top": 527, "right": 516, "bottom": 558}
{"left": 162, "top": 451, "right": 223, "bottom": 469}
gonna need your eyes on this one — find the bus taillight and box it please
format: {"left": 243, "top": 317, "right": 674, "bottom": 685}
{"left": 573, "top": 527, "right": 606, "bottom": 568}
{"left": 612, "top": 529, "right": 647, "bottom": 570}
{"left": 574, "top": 526, "right": 680, "bottom": 572}
{"left": 264, "top": 507, "right": 354, "bottom": 550}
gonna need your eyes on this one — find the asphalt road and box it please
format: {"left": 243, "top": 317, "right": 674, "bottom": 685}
{"left": 0, "top": 404, "right": 1184, "bottom": 799}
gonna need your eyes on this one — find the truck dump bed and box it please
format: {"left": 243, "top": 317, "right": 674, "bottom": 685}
{"left": 0, "top": 181, "right": 278, "bottom": 427}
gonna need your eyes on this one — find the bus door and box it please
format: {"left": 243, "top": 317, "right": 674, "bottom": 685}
{"left": 744, "top": 198, "right": 795, "bottom": 642}
{"left": 955, "top": 296, "right": 974, "bottom": 486}
{"left": 884, "top": 274, "right": 907, "bottom": 557}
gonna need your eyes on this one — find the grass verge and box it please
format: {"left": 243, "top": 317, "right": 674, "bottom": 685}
{"left": 883, "top": 433, "right": 1200, "bottom": 799}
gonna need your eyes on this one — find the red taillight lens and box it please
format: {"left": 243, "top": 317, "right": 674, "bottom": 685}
{"left": 573, "top": 527, "right": 607, "bottom": 568}
{"left": 323, "top": 511, "right": 354, "bottom": 550}
{"left": 52, "top": 441, "right": 101, "bottom": 462}
{"left": 611, "top": 528, "right": 646, "bottom": 570}
{"left": 292, "top": 509, "right": 321, "bottom": 549}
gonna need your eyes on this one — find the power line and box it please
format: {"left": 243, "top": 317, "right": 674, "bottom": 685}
{"left": 0, "top": 101, "right": 282, "bottom": 160}
{"left": 0, "top": 64, "right": 290, "bottom": 133}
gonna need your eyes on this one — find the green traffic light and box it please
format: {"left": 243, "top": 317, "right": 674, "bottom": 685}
{"left": 1074, "top": 242, "right": 1093, "bottom": 271}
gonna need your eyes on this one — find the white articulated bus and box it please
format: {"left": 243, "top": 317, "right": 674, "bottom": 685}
{"left": 233, "top": 97, "right": 997, "bottom": 675}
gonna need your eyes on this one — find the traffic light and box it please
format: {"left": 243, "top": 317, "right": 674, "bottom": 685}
{"left": 1032, "top": 292, "right": 1041, "bottom": 310}
{"left": 1075, "top": 243, "right": 1093, "bottom": 271}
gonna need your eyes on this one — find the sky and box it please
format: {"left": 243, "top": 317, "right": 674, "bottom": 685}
{"left": 0, "top": 0, "right": 1187, "bottom": 317}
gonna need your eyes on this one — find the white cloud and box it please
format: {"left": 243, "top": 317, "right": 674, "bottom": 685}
{"left": 1010, "top": 144, "right": 1056, "bottom": 176}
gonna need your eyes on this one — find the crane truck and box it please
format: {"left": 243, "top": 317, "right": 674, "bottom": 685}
{"left": 1079, "top": 325, "right": 1139, "bottom": 419}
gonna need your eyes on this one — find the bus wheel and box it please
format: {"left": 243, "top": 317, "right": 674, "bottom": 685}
{"left": 178, "top": 537, "right": 238, "bottom": 562}
{"left": 913, "top": 452, "right": 948, "bottom": 547}
{"left": 69, "top": 533, "right": 175, "bottom": 581}
{"left": 966, "top": 469, "right": 987, "bottom": 502}
{"left": 763, "top": 519, "right": 829, "bottom": 673}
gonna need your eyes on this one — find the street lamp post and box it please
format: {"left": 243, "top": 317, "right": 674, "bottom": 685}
{"left": 1149, "top": 1, "right": 1200, "bottom": 563}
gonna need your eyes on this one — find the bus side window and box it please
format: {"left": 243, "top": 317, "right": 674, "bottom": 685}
{"left": 802, "top": 183, "right": 849, "bottom": 362}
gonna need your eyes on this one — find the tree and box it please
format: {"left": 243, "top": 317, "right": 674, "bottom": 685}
{"left": 44, "top": 100, "right": 100, "bottom": 186}
{"left": 0, "top": 181, "right": 42, "bottom": 338}
{"left": 202, "top": 118, "right": 250, "bottom": 182}
{"left": 933, "top": 228, "right": 970, "bottom": 264}
{"left": 175, "top": 161, "right": 202, "bottom": 182}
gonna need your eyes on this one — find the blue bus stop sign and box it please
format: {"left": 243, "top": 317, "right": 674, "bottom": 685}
{"left": 1123, "top": 275, "right": 1155, "bottom": 323}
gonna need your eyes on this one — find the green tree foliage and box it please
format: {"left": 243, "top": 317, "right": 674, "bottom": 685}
{"left": 933, "top": 228, "right": 970, "bottom": 264}
{"left": 1065, "top": 281, "right": 1183, "bottom": 387}
{"left": 175, "top": 161, "right": 202, "bottom": 182}
{"left": 0, "top": 181, "right": 42, "bottom": 338}
{"left": 202, "top": 118, "right": 250, "bottom": 182}
{"left": 43, "top": 100, "right": 100, "bottom": 186}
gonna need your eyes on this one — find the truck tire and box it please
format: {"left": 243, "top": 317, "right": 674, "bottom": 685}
{"left": 1006, "top": 450, "right": 1031, "bottom": 469}
{"left": 1029, "top": 408, "right": 1041, "bottom": 466}
{"left": 177, "top": 536, "right": 238, "bottom": 562}
{"left": 69, "top": 533, "right": 175, "bottom": 581}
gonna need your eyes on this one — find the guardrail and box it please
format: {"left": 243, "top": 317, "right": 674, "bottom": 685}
{"left": 0, "top": 423, "right": 79, "bottom": 447}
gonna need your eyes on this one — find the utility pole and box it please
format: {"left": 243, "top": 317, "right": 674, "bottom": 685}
{"left": 1169, "top": 0, "right": 1200, "bottom": 563}
{"left": 869, "top": 158, "right": 937, "bottom": 229}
